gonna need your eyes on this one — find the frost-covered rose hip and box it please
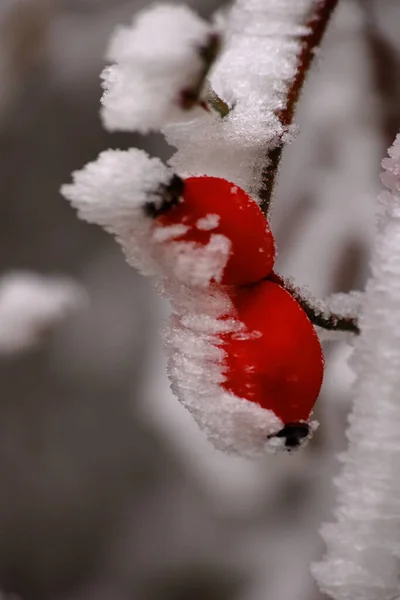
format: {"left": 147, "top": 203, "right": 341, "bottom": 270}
{"left": 221, "top": 281, "right": 324, "bottom": 450}
{"left": 151, "top": 176, "right": 276, "bottom": 286}
{"left": 62, "top": 148, "right": 325, "bottom": 456}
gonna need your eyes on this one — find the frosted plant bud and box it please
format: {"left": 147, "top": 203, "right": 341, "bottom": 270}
{"left": 0, "top": 272, "right": 87, "bottom": 356}
{"left": 101, "top": 4, "right": 219, "bottom": 133}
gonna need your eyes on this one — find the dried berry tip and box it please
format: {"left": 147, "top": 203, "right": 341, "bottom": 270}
{"left": 144, "top": 174, "right": 185, "bottom": 218}
{"left": 268, "top": 422, "right": 310, "bottom": 451}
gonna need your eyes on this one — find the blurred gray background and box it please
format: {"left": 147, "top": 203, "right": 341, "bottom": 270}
{"left": 0, "top": 1, "right": 399, "bottom": 599}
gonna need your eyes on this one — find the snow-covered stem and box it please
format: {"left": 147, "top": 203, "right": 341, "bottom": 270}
{"left": 270, "top": 272, "right": 360, "bottom": 335}
{"left": 259, "top": 0, "right": 338, "bottom": 214}
{"left": 311, "top": 133, "right": 400, "bottom": 600}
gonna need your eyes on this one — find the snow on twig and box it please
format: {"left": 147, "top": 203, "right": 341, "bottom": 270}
{"left": 166, "top": 0, "right": 337, "bottom": 204}
{"left": 270, "top": 272, "right": 362, "bottom": 339}
{"left": 311, "top": 133, "right": 400, "bottom": 600}
{"left": 260, "top": 0, "right": 338, "bottom": 212}
{"left": 0, "top": 272, "right": 87, "bottom": 356}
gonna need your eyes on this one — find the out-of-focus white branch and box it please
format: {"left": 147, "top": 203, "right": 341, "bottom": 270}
{"left": 0, "top": 272, "right": 87, "bottom": 356}
{"left": 311, "top": 132, "right": 400, "bottom": 600}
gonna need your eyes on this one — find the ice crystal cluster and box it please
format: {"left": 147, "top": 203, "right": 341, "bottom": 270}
{"left": 0, "top": 272, "right": 86, "bottom": 355}
{"left": 312, "top": 133, "right": 400, "bottom": 600}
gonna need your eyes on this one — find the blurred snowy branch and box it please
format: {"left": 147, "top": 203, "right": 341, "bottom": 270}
{"left": 312, "top": 132, "right": 400, "bottom": 600}
{"left": 0, "top": 272, "right": 87, "bottom": 356}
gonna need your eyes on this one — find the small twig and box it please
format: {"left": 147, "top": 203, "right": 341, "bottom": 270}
{"left": 259, "top": 0, "right": 339, "bottom": 215}
{"left": 269, "top": 272, "right": 360, "bottom": 335}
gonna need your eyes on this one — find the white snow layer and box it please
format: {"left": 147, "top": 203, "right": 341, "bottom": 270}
{"left": 164, "top": 294, "right": 284, "bottom": 459}
{"left": 165, "top": 0, "right": 316, "bottom": 196}
{"left": 0, "top": 272, "right": 86, "bottom": 355}
{"left": 100, "top": 4, "right": 214, "bottom": 133}
{"left": 311, "top": 133, "right": 400, "bottom": 600}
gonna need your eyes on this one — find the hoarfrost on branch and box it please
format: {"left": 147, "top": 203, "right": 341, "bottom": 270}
{"left": 312, "top": 133, "right": 400, "bottom": 600}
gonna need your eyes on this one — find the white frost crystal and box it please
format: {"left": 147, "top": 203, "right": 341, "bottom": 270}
{"left": 312, "top": 133, "right": 400, "bottom": 600}
{"left": 61, "top": 148, "right": 172, "bottom": 232}
{"left": 101, "top": 4, "right": 215, "bottom": 133}
{"left": 0, "top": 272, "right": 86, "bottom": 355}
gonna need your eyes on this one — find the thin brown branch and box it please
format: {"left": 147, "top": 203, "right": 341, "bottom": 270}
{"left": 180, "top": 32, "right": 231, "bottom": 118}
{"left": 259, "top": 0, "right": 339, "bottom": 215}
{"left": 269, "top": 272, "right": 360, "bottom": 335}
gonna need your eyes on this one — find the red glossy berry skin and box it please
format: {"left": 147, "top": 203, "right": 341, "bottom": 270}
{"left": 156, "top": 176, "right": 275, "bottom": 286}
{"left": 220, "top": 281, "right": 324, "bottom": 424}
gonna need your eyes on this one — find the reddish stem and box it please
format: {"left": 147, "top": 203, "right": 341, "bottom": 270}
{"left": 259, "top": 0, "right": 339, "bottom": 214}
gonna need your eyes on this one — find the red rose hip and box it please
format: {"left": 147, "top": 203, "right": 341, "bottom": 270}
{"left": 154, "top": 176, "right": 276, "bottom": 286}
{"left": 221, "top": 281, "right": 324, "bottom": 427}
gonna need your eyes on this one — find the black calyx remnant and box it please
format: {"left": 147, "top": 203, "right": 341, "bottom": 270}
{"left": 268, "top": 422, "right": 310, "bottom": 451}
{"left": 144, "top": 174, "right": 185, "bottom": 219}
